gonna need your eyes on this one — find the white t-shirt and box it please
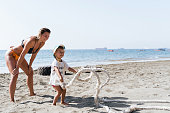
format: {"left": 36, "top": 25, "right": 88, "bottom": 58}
{"left": 49, "top": 59, "right": 69, "bottom": 86}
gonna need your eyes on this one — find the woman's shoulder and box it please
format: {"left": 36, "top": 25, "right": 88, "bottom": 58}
{"left": 25, "top": 36, "right": 37, "bottom": 44}
{"left": 29, "top": 36, "right": 37, "bottom": 42}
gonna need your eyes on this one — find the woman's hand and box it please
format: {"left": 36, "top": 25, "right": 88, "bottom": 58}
{"left": 12, "top": 68, "right": 19, "bottom": 75}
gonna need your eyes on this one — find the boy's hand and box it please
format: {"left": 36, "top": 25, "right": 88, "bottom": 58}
{"left": 77, "top": 73, "right": 81, "bottom": 76}
{"left": 60, "top": 82, "right": 66, "bottom": 89}
{"left": 60, "top": 78, "right": 64, "bottom": 82}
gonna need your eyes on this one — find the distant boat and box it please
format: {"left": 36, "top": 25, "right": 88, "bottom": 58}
{"left": 137, "top": 49, "right": 145, "bottom": 51}
{"left": 158, "top": 48, "right": 166, "bottom": 51}
{"left": 155, "top": 48, "right": 166, "bottom": 51}
{"left": 107, "top": 49, "right": 114, "bottom": 52}
{"left": 95, "top": 47, "right": 107, "bottom": 50}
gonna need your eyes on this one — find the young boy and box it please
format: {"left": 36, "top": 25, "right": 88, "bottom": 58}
{"left": 49, "top": 44, "right": 77, "bottom": 105}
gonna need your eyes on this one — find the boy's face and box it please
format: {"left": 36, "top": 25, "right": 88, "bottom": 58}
{"left": 55, "top": 48, "right": 65, "bottom": 59}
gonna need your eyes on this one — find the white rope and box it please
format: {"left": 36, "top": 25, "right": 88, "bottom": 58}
{"left": 61, "top": 67, "right": 170, "bottom": 113}
{"left": 102, "top": 98, "right": 170, "bottom": 103}
{"left": 76, "top": 71, "right": 93, "bottom": 82}
{"left": 64, "top": 67, "right": 110, "bottom": 107}
{"left": 123, "top": 105, "right": 170, "bottom": 113}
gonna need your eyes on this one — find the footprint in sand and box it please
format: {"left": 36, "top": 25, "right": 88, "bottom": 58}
{"left": 118, "top": 91, "right": 126, "bottom": 94}
{"left": 153, "top": 94, "right": 158, "bottom": 96}
{"left": 39, "top": 79, "right": 47, "bottom": 85}
{"left": 106, "top": 89, "right": 112, "bottom": 93}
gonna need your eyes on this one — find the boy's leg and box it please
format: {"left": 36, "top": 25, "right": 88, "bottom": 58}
{"left": 53, "top": 85, "right": 62, "bottom": 105}
{"left": 61, "top": 88, "right": 68, "bottom": 105}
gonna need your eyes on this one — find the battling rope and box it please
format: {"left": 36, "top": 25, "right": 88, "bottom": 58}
{"left": 60, "top": 66, "right": 170, "bottom": 113}
{"left": 63, "top": 66, "right": 110, "bottom": 106}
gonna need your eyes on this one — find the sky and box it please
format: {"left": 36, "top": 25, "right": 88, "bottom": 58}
{"left": 0, "top": 0, "right": 170, "bottom": 50}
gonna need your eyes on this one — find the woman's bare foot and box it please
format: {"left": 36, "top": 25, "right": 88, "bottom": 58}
{"left": 10, "top": 99, "right": 15, "bottom": 102}
{"left": 61, "top": 102, "right": 69, "bottom": 105}
{"left": 30, "top": 92, "right": 36, "bottom": 96}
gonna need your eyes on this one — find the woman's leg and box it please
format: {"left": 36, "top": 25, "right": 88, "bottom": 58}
{"left": 5, "top": 52, "right": 18, "bottom": 102}
{"left": 53, "top": 86, "right": 63, "bottom": 105}
{"left": 20, "top": 59, "right": 35, "bottom": 96}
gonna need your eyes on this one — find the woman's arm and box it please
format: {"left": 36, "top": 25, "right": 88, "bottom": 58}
{"left": 54, "top": 67, "right": 64, "bottom": 82}
{"left": 27, "top": 42, "right": 45, "bottom": 74}
{"left": 16, "top": 39, "right": 33, "bottom": 69}
{"left": 12, "top": 38, "right": 33, "bottom": 75}
{"left": 29, "top": 42, "right": 45, "bottom": 68}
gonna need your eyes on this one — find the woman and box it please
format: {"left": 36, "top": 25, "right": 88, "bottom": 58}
{"left": 5, "top": 28, "right": 51, "bottom": 102}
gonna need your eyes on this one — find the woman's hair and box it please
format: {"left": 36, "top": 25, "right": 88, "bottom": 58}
{"left": 37, "top": 28, "right": 51, "bottom": 38}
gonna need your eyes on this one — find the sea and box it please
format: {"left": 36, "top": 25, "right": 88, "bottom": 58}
{"left": 1, "top": 49, "right": 170, "bottom": 74}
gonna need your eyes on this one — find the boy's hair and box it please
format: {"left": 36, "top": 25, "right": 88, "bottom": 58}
{"left": 53, "top": 44, "right": 65, "bottom": 58}
{"left": 57, "top": 46, "right": 65, "bottom": 50}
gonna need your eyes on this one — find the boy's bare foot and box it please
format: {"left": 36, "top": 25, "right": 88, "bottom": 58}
{"left": 53, "top": 103, "right": 56, "bottom": 106}
{"left": 61, "top": 102, "right": 69, "bottom": 105}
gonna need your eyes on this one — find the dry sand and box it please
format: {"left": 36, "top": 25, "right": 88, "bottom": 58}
{"left": 1, "top": 60, "right": 170, "bottom": 113}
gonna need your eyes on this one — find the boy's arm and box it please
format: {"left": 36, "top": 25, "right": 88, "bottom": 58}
{"left": 68, "top": 67, "right": 77, "bottom": 74}
{"left": 54, "top": 67, "right": 64, "bottom": 82}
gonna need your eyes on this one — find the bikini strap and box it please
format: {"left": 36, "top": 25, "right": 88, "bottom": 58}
{"left": 32, "top": 40, "right": 41, "bottom": 54}
{"left": 32, "top": 39, "right": 37, "bottom": 49}
{"left": 21, "top": 40, "right": 24, "bottom": 48}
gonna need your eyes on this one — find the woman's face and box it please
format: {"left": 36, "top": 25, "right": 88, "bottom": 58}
{"left": 40, "top": 32, "right": 50, "bottom": 42}
{"left": 55, "top": 48, "right": 65, "bottom": 59}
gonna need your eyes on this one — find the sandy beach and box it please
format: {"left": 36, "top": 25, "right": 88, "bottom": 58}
{"left": 1, "top": 60, "right": 170, "bottom": 113}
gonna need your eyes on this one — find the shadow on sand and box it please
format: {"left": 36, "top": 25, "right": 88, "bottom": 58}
{"left": 20, "top": 95, "right": 141, "bottom": 113}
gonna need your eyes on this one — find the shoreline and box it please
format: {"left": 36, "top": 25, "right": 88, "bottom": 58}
{"left": 1, "top": 58, "right": 170, "bottom": 75}
{"left": 1, "top": 49, "right": 170, "bottom": 74}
